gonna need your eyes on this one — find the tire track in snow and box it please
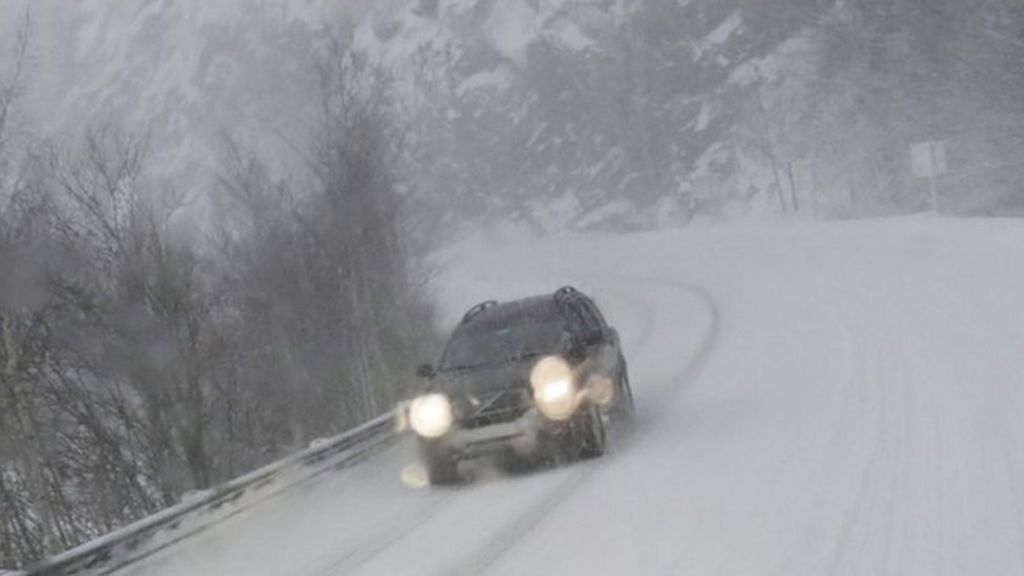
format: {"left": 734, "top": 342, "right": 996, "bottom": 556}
{"left": 770, "top": 279, "right": 1024, "bottom": 576}
{"left": 308, "top": 490, "right": 457, "bottom": 576}
{"left": 1001, "top": 448, "right": 1024, "bottom": 573}
{"left": 786, "top": 318, "right": 906, "bottom": 576}
{"left": 765, "top": 319, "right": 884, "bottom": 576}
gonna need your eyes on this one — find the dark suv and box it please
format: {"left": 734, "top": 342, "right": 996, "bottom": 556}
{"left": 405, "top": 286, "right": 634, "bottom": 484}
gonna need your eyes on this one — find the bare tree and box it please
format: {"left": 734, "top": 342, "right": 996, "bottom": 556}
{"left": 214, "top": 36, "right": 434, "bottom": 448}
{"left": 0, "top": 9, "right": 30, "bottom": 165}
{"left": 0, "top": 20, "right": 435, "bottom": 571}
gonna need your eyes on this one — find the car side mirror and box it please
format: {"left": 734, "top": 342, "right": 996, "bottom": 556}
{"left": 416, "top": 363, "right": 436, "bottom": 379}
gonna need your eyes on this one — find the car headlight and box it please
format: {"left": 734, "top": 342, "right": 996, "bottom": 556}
{"left": 408, "top": 393, "right": 453, "bottom": 438}
{"left": 530, "top": 355, "right": 579, "bottom": 420}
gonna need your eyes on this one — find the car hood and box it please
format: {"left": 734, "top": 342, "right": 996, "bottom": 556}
{"left": 434, "top": 356, "right": 542, "bottom": 397}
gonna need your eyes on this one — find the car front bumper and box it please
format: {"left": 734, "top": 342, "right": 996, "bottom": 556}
{"left": 428, "top": 408, "right": 553, "bottom": 460}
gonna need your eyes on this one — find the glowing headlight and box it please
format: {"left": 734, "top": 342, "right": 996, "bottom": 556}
{"left": 530, "top": 355, "right": 579, "bottom": 420}
{"left": 408, "top": 393, "right": 453, "bottom": 438}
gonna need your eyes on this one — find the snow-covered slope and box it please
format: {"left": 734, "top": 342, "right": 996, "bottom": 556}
{"left": 102, "top": 216, "right": 1024, "bottom": 575}
{"left": 6, "top": 1, "right": 1021, "bottom": 229}
{"left": 4, "top": 0, "right": 832, "bottom": 232}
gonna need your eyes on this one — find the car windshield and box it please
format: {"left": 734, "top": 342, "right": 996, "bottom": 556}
{"left": 440, "top": 315, "right": 567, "bottom": 370}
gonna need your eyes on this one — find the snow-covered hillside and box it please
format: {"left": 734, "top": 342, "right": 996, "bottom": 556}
{"left": 6, "top": 1, "right": 1019, "bottom": 231}
{"left": 0, "top": 0, "right": 828, "bottom": 229}
{"left": 95, "top": 216, "right": 1024, "bottom": 575}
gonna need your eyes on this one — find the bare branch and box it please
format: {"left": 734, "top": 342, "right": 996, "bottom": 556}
{"left": 0, "top": 7, "right": 32, "bottom": 154}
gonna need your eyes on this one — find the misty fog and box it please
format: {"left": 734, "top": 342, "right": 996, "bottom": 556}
{"left": 2, "top": 0, "right": 1022, "bottom": 574}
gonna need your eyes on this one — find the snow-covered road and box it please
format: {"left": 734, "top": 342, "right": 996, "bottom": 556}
{"left": 115, "top": 218, "right": 1024, "bottom": 575}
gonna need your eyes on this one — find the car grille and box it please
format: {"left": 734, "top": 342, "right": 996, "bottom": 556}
{"left": 458, "top": 388, "right": 532, "bottom": 429}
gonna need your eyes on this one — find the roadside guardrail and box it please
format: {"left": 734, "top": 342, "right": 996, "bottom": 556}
{"left": 28, "top": 411, "right": 398, "bottom": 576}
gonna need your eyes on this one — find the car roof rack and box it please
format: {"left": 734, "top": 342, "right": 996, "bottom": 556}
{"left": 462, "top": 300, "right": 498, "bottom": 322}
{"left": 554, "top": 286, "right": 578, "bottom": 298}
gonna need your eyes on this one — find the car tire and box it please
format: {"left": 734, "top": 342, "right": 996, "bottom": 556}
{"left": 615, "top": 355, "right": 636, "bottom": 421}
{"left": 427, "top": 456, "right": 459, "bottom": 485}
{"left": 576, "top": 404, "right": 606, "bottom": 460}
{"left": 422, "top": 445, "right": 460, "bottom": 485}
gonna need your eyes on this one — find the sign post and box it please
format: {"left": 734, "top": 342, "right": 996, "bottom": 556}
{"left": 790, "top": 159, "right": 819, "bottom": 217}
{"left": 910, "top": 140, "right": 947, "bottom": 213}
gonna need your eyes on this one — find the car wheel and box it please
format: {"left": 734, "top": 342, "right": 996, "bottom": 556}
{"left": 615, "top": 355, "right": 636, "bottom": 421}
{"left": 576, "top": 404, "right": 606, "bottom": 460}
{"left": 427, "top": 455, "right": 459, "bottom": 485}
{"left": 422, "top": 445, "right": 460, "bottom": 485}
